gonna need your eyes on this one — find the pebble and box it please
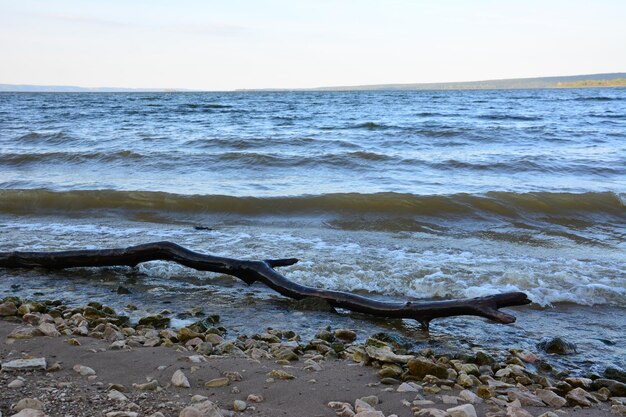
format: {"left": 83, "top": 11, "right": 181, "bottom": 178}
{"left": 1, "top": 358, "right": 47, "bottom": 371}
{"left": 105, "top": 413, "right": 139, "bottom": 417}
{"left": 72, "top": 364, "right": 96, "bottom": 376}
{"left": 8, "top": 378, "right": 25, "bottom": 388}
{"left": 233, "top": 400, "right": 247, "bottom": 411}
{"left": 191, "top": 395, "right": 209, "bottom": 402}
{"left": 442, "top": 395, "right": 459, "bottom": 405}
{"left": 107, "top": 389, "right": 129, "bottom": 402}
{"left": 171, "top": 369, "right": 191, "bottom": 388}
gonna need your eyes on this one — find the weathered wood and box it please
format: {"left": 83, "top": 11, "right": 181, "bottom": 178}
{"left": 0, "top": 241, "right": 531, "bottom": 329}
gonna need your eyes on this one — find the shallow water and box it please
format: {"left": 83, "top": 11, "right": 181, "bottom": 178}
{"left": 0, "top": 89, "right": 625, "bottom": 374}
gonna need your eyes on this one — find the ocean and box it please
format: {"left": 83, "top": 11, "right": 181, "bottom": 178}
{"left": 0, "top": 89, "right": 624, "bottom": 374}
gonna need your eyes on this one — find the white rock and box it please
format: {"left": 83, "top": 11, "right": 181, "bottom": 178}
{"left": 107, "top": 389, "right": 129, "bottom": 402}
{"left": 72, "top": 364, "right": 96, "bottom": 376}
{"left": 179, "top": 400, "right": 223, "bottom": 417}
{"left": 328, "top": 401, "right": 355, "bottom": 417}
{"left": 8, "top": 379, "right": 25, "bottom": 388}
{"left": 191, "top": 395, "right": 209, "bottom": 402}
{"left": 447, "top": 404, "right": 477, "bottom": 417}
{"left": 188, "top": 355, "right": 207, "bottom": 363}
{"left": 354, "top": 399, "right": 374, "bottom": 413}
{"left": 171, "top": 369, "right": 191, "bottom": 388}
{"left": 1, "top": 358, "right": 47, "bottom": 371}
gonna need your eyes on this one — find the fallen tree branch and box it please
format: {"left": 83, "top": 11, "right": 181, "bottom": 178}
{"left": 0, "top": 241, "right": 530, "bottom": 330}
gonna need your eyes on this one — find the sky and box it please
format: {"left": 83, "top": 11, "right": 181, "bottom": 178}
{"left": 0, "top": 0, "right": 625, "bottom": 91}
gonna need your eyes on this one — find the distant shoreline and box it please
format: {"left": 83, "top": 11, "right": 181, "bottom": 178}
{"left": 1, "top": 72, "right": 625, "bottom": 92}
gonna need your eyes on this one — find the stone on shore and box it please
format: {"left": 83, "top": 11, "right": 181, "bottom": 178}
{"left": 72, "top": 364, "right": 96, "bottom": 376}
{"left": 172, "top": 369, "right": 191, "bottom": 388}
{"left": 365, "top": 346, "right": 412, "bottom": 364}
{"left": 536, "top": 389, "right": 566, "bottom": 408}
{"left": 566, "top": 387, "right": 594, "bottom": 407}
{"left": 0, "top": 300, "right": 17, "bottom": 316}
{"left": 14, "top": 398, "right": 43, "bottom": 411}
{"left": 447, "top": 404, "right": 477, "bottom": 417}
{"left": 179, "top": 400, "right": 222, "bottom": 417}
{"left": 133, "top": 380, "right": 159, "bottom": 391}
{"left": 537, "top": 337, "right": 577, "bottom": 355}
{"left": 8, "top": 325, "right": 41, "bottom": 339}
{"left": 37, "top": 322, "right": 60, "bottom": 337}
{"left": 407, "top": 356, "right": 449, "bottom": 379}
{"left": 107, "top": 389, "right": 129, "bottom": 402}
{"left": 8, "top": 378, "right": 25, "bottom": 388}
{"left": 592, "top": 379, "right": 626, "bottom": 397}
{"left": 1, "top": 358, "right": 47, "bottom": 371}
{"left": 267, "top": 369, "right": 295, "bottom": 380}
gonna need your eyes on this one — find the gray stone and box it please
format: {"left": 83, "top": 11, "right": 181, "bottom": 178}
{"left": 507, "top": 389, "right": 546, "bottom": 407}
{"left": 1, "top": 358, "right": 47, "bottom": 371}
{"left": 10, "top": 410, "right": 48, "bottom": 417}
{"left": 537, "top": 337, "right": 577, "bottom": 355}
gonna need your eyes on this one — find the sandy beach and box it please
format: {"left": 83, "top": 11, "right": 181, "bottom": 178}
{"left": 1, "top": 298, "right": 625, "bottom": 417}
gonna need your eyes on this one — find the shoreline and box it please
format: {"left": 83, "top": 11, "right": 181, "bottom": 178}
{"left": 1, "top": 297, "right": 625, "bottom": 417}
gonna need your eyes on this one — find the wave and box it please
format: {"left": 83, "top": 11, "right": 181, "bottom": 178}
{"left": 477, "top": 114, "right": 542, "bottom": 121}
{"left": 1, "top": 189, "right": 624, "bottom": 221}
{"left": 575, "top": 96, "right": 623, "bottom": 102}
{"left": 0, "top": 150, "right": 145, "bottom": 165}
{"left": 17, "top": 131, "right": 75, "bottom": 145}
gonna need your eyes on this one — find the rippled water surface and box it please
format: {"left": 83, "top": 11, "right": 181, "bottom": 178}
{"left": 0, "top": 89, "right": 625, "bottom": 373}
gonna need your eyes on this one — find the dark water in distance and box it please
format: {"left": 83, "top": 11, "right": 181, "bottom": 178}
{"left": 0, "top": 89, "right": 625, "bottom": 373}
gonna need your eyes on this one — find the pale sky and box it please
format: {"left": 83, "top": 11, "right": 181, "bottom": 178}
{"left": 1, "top": 0, "right": 625, "bottom": 90}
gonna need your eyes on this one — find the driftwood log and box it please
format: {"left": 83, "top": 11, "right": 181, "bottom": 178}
{"left": 0, "top": 241, "right": 530, "bottom": 330}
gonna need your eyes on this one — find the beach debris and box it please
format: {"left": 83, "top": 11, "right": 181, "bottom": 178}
{"left": 171, "top": 369, "right": 191, "bottom": 388}
{"left": 1, "top": 358, "right": 47, "bottom": 371}
{"left": 0, "top": 241, "right": 531, "bottom": 329}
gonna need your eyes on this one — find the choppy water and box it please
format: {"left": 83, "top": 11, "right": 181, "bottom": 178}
{"left": 1, "top": 90, "right": 625, "bottom": 373}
